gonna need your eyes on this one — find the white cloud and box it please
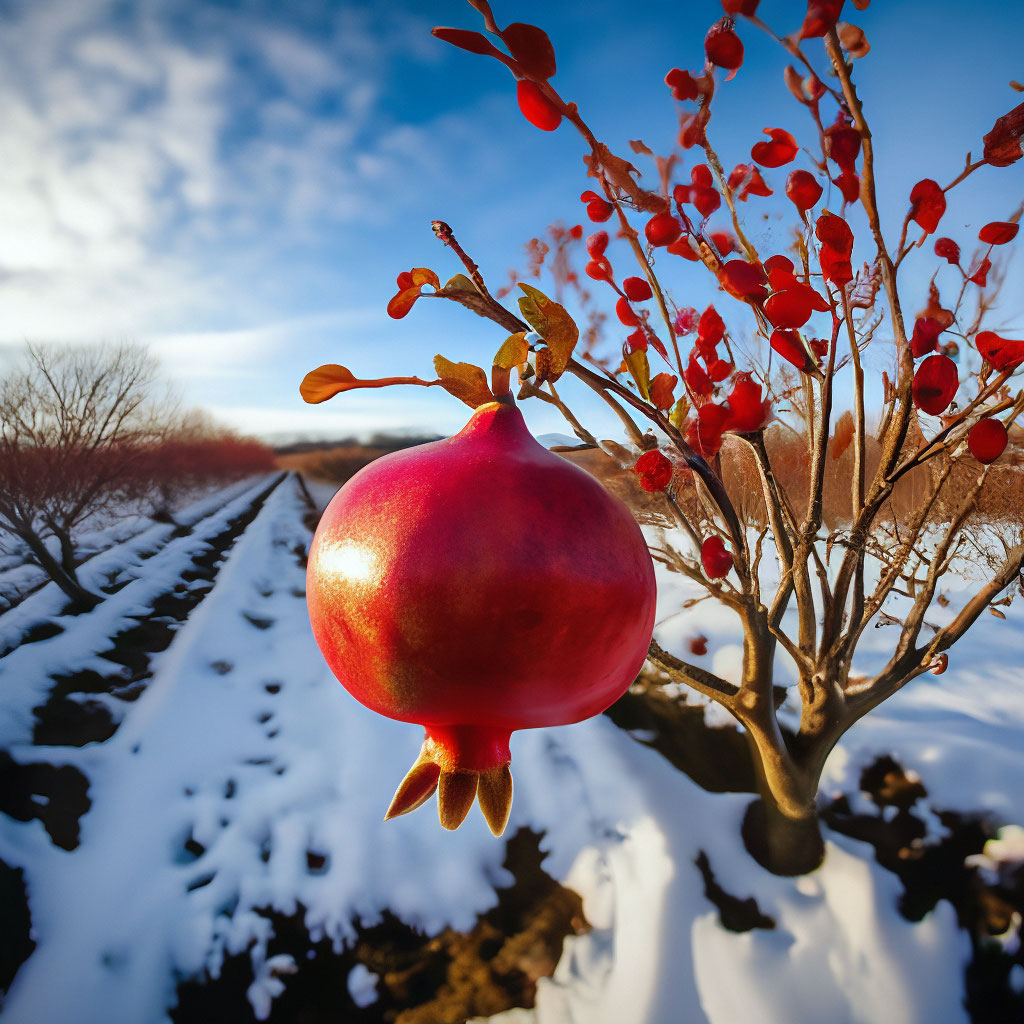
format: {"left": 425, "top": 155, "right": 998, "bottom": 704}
{"left": 0, "top": 0, "right": 484, "bottom": 346}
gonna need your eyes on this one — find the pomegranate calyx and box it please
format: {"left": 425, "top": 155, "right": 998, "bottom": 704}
{"left": 384, "top": 756, "right": 441, "bottom": 821}
{"left": 438, "top": 770, "right": 480, "bottom": 831}
{"left": 387, "top": 731, "right": 514, "bottom": 835}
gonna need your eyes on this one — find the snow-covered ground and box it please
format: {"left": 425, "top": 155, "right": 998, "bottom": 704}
{"left": 1, "top": 471, "right": 1022, "bottom": 1023}
{"left": 0, "top": 478, "right": 263, "bottom": 612}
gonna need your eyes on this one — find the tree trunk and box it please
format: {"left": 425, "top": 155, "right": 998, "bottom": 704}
{"left": 18, "top": 529, "right": 100, "bottom": 611}
{"left": 52, "top": 525, "right": 77, "bottom": 575}
{"left": 740, "top": 726, "right": 826, "bottom": 875}
{"left": 741, "top": 796, "right": 825, "bottom": 876}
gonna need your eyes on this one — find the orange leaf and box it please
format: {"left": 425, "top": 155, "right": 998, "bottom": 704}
{"left": 387, "top": 268, "right": 440, "bottom": 319}
{"left": 649, "top": 372, "right": 678, "bottom": 410}
{"left": 300, "top": 365, "right": 436, "bottom": 405}
{"left": 433, "top": 355, "right": 494, "bottom": 408}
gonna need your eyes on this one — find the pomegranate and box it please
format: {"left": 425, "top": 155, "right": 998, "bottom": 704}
{"left": 307, "top": 397, "right": 657, "bottom": 835}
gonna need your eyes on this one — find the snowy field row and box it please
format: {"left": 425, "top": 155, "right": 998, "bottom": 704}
{"left": 1, "top": 473, "right": 1022, "bottom": 1022}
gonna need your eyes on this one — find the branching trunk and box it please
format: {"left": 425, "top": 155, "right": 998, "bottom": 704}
{"left": 17, "top": 527, "right": 100, "bottom": 610}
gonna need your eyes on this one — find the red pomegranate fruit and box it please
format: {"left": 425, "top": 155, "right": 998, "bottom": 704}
{"left": 306, "top": 397, "right": 657, "bottom": 835}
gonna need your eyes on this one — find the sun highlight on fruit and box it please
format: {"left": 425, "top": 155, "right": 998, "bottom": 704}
{"left": 306, "top": 397, "right": 657, "bottom": 835}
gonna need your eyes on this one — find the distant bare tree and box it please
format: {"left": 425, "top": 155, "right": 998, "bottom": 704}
{"left": 0, "top": 342, "right": 174, "bottom": 608}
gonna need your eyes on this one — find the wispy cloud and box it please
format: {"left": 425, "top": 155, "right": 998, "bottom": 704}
{"left": 0, "top": 0, "right": 481, "bottom": 349}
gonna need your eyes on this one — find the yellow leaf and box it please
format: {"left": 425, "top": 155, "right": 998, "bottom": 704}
{"left": 491, "top": 332, "right": 530, "bottom": 397}
{"left": 669, "top": 395, "right": 690, "bottom": 431}
{"left": 433, "top": 355, "right": 494, "bottom": 409}
{"left": 517, "top": 283, "right": 578, "bottom": 383}
{"left": 623, "top": 349, "right": 651, "bottom": 401}
{"left": 493, "top": 332, "right": 530, "bottom": 371}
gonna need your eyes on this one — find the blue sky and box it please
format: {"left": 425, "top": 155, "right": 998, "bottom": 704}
{"left": 1, "top": 0, "right": 1021, "bottom": 442}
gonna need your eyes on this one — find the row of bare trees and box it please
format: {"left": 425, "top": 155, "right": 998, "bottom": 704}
{"left": 0, "top": 342, "right": 276, "bottom": 609}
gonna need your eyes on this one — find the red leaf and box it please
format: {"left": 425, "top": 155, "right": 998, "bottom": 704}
{"left": 751, "top": 127, "right": 799, "bottom": 168}
{"left": 911, "top": 317, "right": 944, "bottom": 358}
{"left": 501, "top": 22, "right": 556, "bottom": 80}
{"left": 705, "top": 18, "right": 744, "bottom": 71}
{"left": 833, "top": 171, "right": 861, "bottom": 204}
{"left": 819, "top": 246, "right": 853, "bottom": 286}
{"left": 701, "top": 535, "right": 734, "bottom": 579}
{"left": 623, "top": 276, "right": 653, "bottom": 301}
{"left": 978, "top": 221, "right": 1019, "bottom": 245}
{"left": 665, "top": 68, "right": 700, "bottom": 101}
{"left": 586, "top": 231, "right": 609, "bottom": 257}
{"left": 976, "top": 331, "right": 1024, "bottom": 371}
{"left": 765, "top": 254, "right": 795, "bottom": 277}
{"left": 786, "top": 169, "right": 823, "bottom": 210}
{"left": 692, "top": 185, "right": 721, "bottom": 219}
{"left": 970, "top": 257, "right": 992, "bottom": 287}
{"left": 722, "top": 0, "right": 759, "bottom": 12}
{"left": 815, "top": 211, "right": 853, "bottom": 255}
{"left": 684, "top": 355, "right": 714, "bottom": 397}
{"left": 909, "top": 179, "right": 946, "bottom": 234}
{"left": 633, "top": 450, "right": 674, "bottom": 491}
{"left": 798, "top": 0, "right": 844, "bottom": 39}
{"left": 686, "top": 402, "right": 731, "bottom": 458}
{"left": 934, "top": 237, "right": 960, "bottom": 264}
{"left": 431, "top": 27, "right": 506, "bottom": 60}
{"left": 616, "top": 296, "right": 640, "bottom": 326}
{"left": 516, "top": 80, "right": 561, "bottom": 131}
{"left": 719, "top": 259, "right": 769, "bottom": 302}
{"left": 728, "top": 163, "right": 773, "bottom": 200}
{"left": 983, "top": 102, "right": 1024, "bottom": 167}
{"left": 585, "top": 258, "right": 613, "bottom": 281}
{"left": 726, "top": 372, "right": 772, "bottom": 432}
{"left": 708, "top": 358, "right": 734, "bottom": 381}
{"left": 912, "top": 355, "right": 958, "bottom": 415}
{"left": 765, "top": 288, "right": 814, "bottom": 329}
{"left": 770, "top": 329, "right": 811, "bottom": 371}
{"left": 918, "top": 282, "right": 955, "bottom": 329}
{"left": 709, "top": 231, "right": 735, "bottom": 257}
{"left": 698, "top": 305, "right": 726, "bottom": 346}
{"left": 824, "top": 121, "right": 861, "bottom": 173}
{"left": 627, "top": 328, "right": 648, "bottom": 353}
{"left": 667, "top": 236, "right": 701, "bottom": 260}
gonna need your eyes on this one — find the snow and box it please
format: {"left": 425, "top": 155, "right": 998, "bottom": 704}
{"left": 1, "top": 472, "right": 1021, "bottom": 1023}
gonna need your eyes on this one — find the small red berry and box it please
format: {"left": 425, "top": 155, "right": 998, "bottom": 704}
{"left": 912, "top": 355, "right": 958, "bottom": 416}
{"left": 968, "top": 418, "right": 1008, "bottom": 464}
{"left": 705, "top": 18, "right": 744, "bottom": 71}
{"left": 645, "top": 212, "right": 683, "bottom": 247}
{"left": 701, "top": 536, "right": 734, "bottom": 579}
{"left": 633, "top": 450, "right": 674, "bottom": 491}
